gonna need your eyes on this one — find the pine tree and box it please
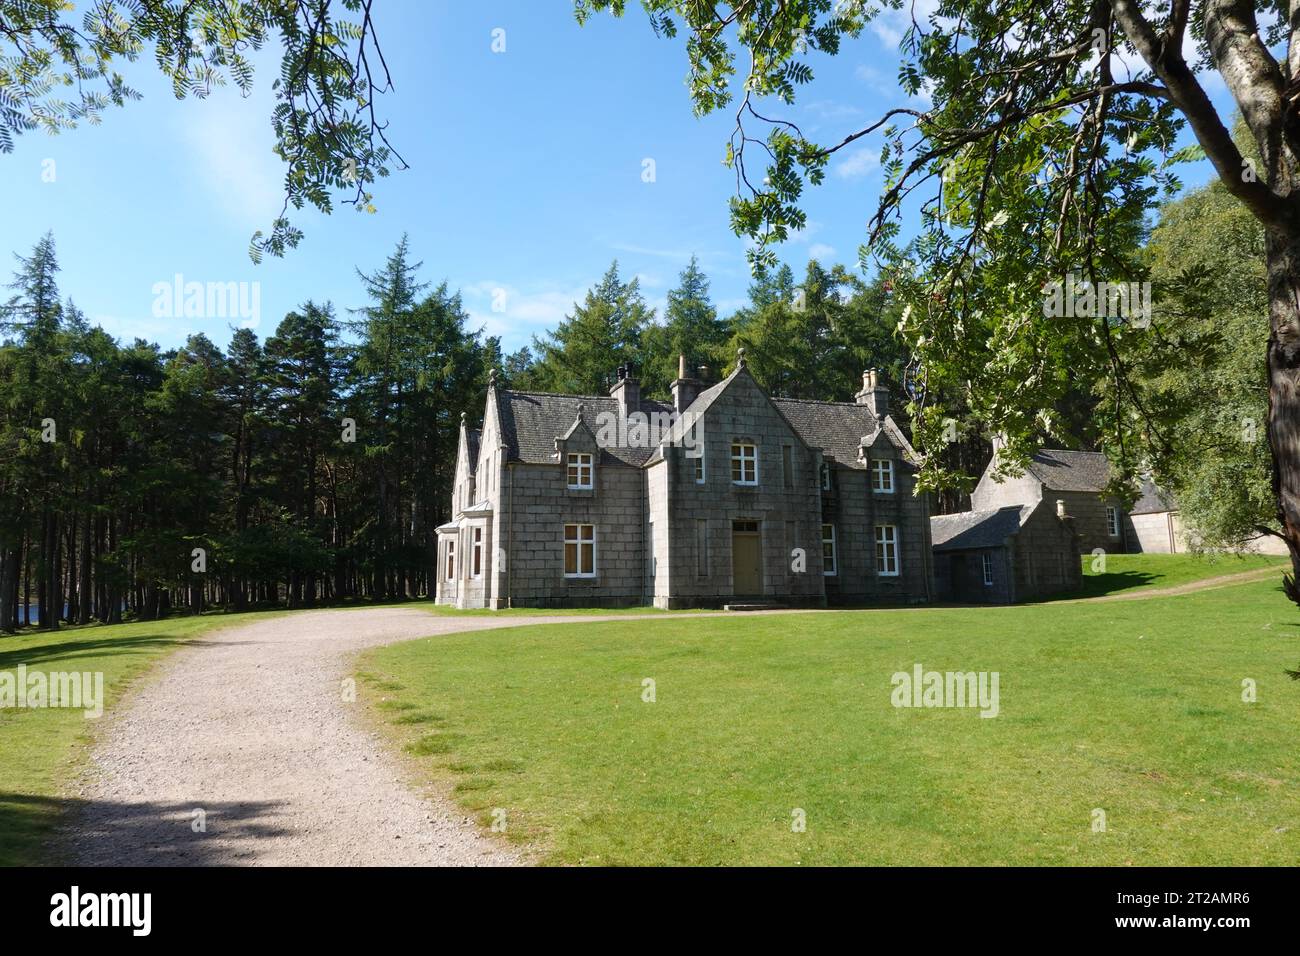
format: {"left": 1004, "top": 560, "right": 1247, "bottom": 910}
{"left": 640, "top": 256, "right": 727, "bottom": 397}
{"left": 529, "top": 261, "right": 650, "bottom": 395}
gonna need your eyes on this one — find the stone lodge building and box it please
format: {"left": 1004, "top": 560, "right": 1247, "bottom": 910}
{"left": 930, "top": 499, "right": 1082, "bottom": 604}
{"left": 435, "top": 354, "right": 934, "bottom": 609}
{"left": 970, "top": 442, "right": 1129, "bottom": 554}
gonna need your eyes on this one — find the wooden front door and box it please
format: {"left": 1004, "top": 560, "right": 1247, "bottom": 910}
{"left": 732, "top": 521, "right": 762, "bottom": 596}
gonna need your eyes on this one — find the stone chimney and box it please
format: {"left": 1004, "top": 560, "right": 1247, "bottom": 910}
{"left": 610, "top": 362, "right": 640, "bottom": 418}
{"left": 670, "top": 353, "right": 703, "bottom": 414}
{"left": 855, "top": 368, "right": 889, "bottom": 417}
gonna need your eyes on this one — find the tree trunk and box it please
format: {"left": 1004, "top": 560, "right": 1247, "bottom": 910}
{"left": 1266, "top": 230, "right": 1300, "bottom": 603}
{"left": 0, "top": 545, "right": 16, "bottom": 634}
{"left": 78, "top": 513, "right": 93, "bottom": 624}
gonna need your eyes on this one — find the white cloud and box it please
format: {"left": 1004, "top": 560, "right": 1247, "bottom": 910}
{"left": 834, "top": 147, "right": 879, "bottom": 179}
{"left": 870, "top": 0, "right": 941, "bottom": 48}
{"left": 610, "top": 241, "right": 709, "bottom": 261}
{"left": 787, "top": 221, "right": 823, "bottom": 243}
{"left": 91, "top": 313, "right": 206, "bottom": 343}
{"left": 808, "top": 243, "right": 837, "bottom": 260}
{"left": 462, "top": 280, "right": 592, "bottom": 347}
{"left": 855, "top": 64, "right": 885, "bottom": 85}
{"left": 803, "top": 99, "right": 864, "bottom": 123}
{"left": 177, "top": 87, "right": 283, "bottom": 229}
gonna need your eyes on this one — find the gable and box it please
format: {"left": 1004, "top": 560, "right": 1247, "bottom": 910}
{"left": 649, "top": 367, "right": 814, "bottom": 465}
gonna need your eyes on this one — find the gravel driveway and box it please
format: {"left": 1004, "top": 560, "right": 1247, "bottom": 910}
{"left": 63, "top": 607, "right": 596, "bottom": 867}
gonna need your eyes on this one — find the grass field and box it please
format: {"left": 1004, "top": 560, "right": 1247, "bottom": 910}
{"left": 360, "top": 572, "right": 1300, "bottom": 865}
{"left": 0, "top": 613, "right": 268, "bottom": 865}
{"left": 0, "top": 553, "right": 1292, "bottom": 866}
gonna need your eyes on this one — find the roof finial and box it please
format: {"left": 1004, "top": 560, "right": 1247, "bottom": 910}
{"left": 460, "top": 411, "right": 466, "bottom": 426}
{"left": 488, "top": 367, "right": 498, "bottom": 388}
{"left": 736, "top": 346, "right": 747, "bottom": 370}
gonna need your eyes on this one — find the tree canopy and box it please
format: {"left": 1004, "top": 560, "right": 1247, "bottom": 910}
{"left": 0, "top": 0, "right": 402, "bottom": 260}
{"left": 579, "top": 0, "right": 1300, "bottom": 604}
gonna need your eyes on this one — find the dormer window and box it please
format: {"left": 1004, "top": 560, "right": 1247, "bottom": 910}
{"left": 730, "top": 443, "right": 758, "bottom": 485}
{"left": 871, "top": 458, "right": 895, "bottom": 494}
{"left": 567, "top": 452, "right": 593, "bottom": 490}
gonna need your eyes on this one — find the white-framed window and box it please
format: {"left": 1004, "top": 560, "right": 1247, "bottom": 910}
{"left": 820, "top": 463, "right": 832, "bottom": 491}
{"left": 563, "top": 523, "right": 596, "bottom": 578}
{"left": 694, "top": 448, "right": 706, "bottom": 484}
{"left": 875, "top": 524, "right": 899, "bottom": 576}
{"left": 471, "top": 527, "right": 483, "bottom": 578}
{"left": 731, "top": 443, "right": 758, "bottom": 485}
{"left": 1105, "top": 505, "right": 1120, "bottom": 537}
{"left": 567, "top": 452, "right": 593, "bottom": 490}
{"left": 822, "top": 524, "right": 837, "bottom": 576}
{"left": 871, "top": 458, "right": 895, "bottom": 494}
{"left": 444, "top": 537, "right": 456, "bottom": 581}
{"left": 981, "top": 552, "right": 993, "bottom": 586}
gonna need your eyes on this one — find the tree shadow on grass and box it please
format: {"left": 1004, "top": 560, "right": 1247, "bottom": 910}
{"left": 1050, "top": 570, "right": 1161, "bottom": 600}
{"left": 0, "top": 635, "right": 231, "bottom": 670}
{"left": 1, "top": 791, "right": 294, "bottom": 867}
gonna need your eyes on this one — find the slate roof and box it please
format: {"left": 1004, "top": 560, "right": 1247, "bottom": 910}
{"left": 466, "top": 428, "right": 481, "bottom": 471}
{"left": 930, "top": 505, "right": 1030, "bottom": 551}
{"left": 1026, "top": 448, "right": 1111, "bottom": 493}
{"left": 1130, "top": 478, "right": 1176, "bottom": 515}
{"left": 496, "top": 390, "right": 675, "bottom": 466}
{"left": 496, "top": 370, "right": 919, "bottom": 470}
{"left": 771, "top": 397, "right": 918, "bottom": 467}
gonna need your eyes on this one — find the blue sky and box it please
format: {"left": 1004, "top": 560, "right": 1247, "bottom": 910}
{"left": 2, "top": 1, "right": 1227, "bottom": 355}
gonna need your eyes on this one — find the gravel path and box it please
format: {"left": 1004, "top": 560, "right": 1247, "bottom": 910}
{"left": 64, "top": 608, "right": 604, "bottom": 867}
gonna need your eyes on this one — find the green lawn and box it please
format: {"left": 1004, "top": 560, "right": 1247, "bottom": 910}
{"left": 1072, "top": 552, "right": 1288, "bottom": 599}
{"left": 360, "top": 577, "right": 1300, "bottom": 865}
{"left": 0, "top": 613, "right": 268, "bottom": 865}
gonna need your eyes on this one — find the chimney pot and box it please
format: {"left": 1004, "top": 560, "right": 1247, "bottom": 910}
{"left": 672, "top": 357, "right": 702, "bottom": 413}
{"left": 611, "top": 365, "right": 640, "bottom": 417}
{"left": 855, "top": 367, "right": 889, "bottom": 417}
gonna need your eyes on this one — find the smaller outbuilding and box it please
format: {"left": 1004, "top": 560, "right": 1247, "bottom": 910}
{"left": 931, "top": 498, "right": 1081, "bottom": 604}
